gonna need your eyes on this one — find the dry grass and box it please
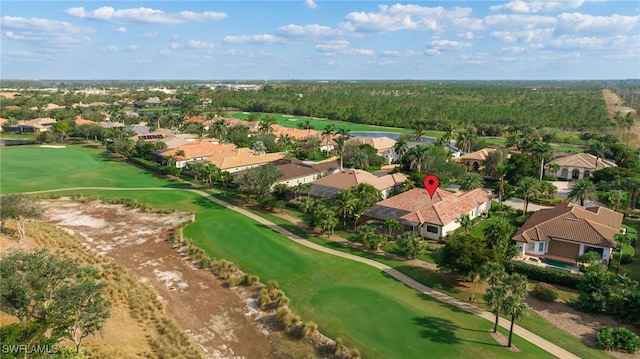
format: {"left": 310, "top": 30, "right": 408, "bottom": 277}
{"left": 1, "top": 220, "right": 202, "bottom": 359}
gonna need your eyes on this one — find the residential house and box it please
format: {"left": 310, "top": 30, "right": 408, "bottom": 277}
{"left": 512, "top": 202, "right": 623, "bottom": 265}
{"left": 130, "top": 128, "right": 174, "bottom": 142}
{"left": 153, "top": 139, "right": 232, "bottom": 168}
{"left": 125, "top": 124, "right": 151, "bottom": 135}
{"left": 6, "top": 118, "right": 56, "bottom": 133}
{"left": 28, "top": 103, "right": 67, "bottom": 111}
{"left": 273, "top": 158, "right": 340, "bottom": 187}
{"left": 205, "top": 148, "right": 285, "bottom": 173}
{"left": 158, "top": 133, "right": 199, "bottom": 149}
{"left": 364, "top": 188, "right": 492, "bottom": 240}
{"left": 272, "top": 124, "right": 321, "bottom": 141}
{"left": 348, "top": 136, "right": 398, "bottom": 164}
{"left": 546, "top": 153, "right": 616, "bottom": 180}
{"left": 74, "top": 116, "right": 97, "bottom": 126}
{"left": 455, "top": 148, "right": 497, "bottom": 175}
{"left": 144, "top": 97, "right": 162, "bottom": 107}
{"left": 99, "top": 121, "right": 126, "bottom": 129}
{"left": 304, "top": 169, "right": 407, "bottom": 200}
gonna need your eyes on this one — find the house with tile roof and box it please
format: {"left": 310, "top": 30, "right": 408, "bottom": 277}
{"left": 348, "top": 136, "right": 398, "bottom": 164}
{"left": 364, "top": 188, "right": 492, "bottom": 240}
{"left": 546, "top": 153, "right": 616, "bottom": 180}
{"left": 6, "top": 118, "right": 57, "bottom": 133}
{"left": 512, "top": 202, "right": 623, "bottom": 265}
{"left": 153, "top": 139, "right": 233, "bottom": 167}
{"left": 455, "top": 148, "right": 497, "bottom": 175}
{"left": 130, "top": 128, "right": 175, "bottom": 142}
{"left": 273, "top": 158, "right": 340, "bottom": 187}
{"left": 206, "top": 148, "right": 285, "bottom": 173}
{"left": 305, "top": 169, "right": 407, "bottom": 200}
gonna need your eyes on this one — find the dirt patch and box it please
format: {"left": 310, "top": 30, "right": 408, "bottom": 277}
{"left": 39, "top": 198, "right": 276, "bottom": 359}
{"left": 603, "top": 89, "right": 639, "bottom": 147}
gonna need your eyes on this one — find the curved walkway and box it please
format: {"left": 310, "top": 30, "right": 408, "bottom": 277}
{"left": 29, "top": 186, "right": 580, "bottom": 359}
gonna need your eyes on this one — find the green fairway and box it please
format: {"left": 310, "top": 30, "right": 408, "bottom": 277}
{"left": 1, "top": 145, "right": 570, "bottom": 358}
{"left": 0, "top": 145, "right": 190, "bottom": 193}
{"left": 228, "top": 111, "right": 415, "bottom": 134}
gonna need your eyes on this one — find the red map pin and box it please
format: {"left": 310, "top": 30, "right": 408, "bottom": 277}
{"left": 424, "top": 174, "right": 439, "bottom": 199}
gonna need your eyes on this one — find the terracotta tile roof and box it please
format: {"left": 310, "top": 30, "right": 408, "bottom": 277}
{"left": 274, "top": 158, "right": 339, "bottom": 181}
{"left": 206, "top": 148, "right": 285, "bottom": 171}
{"left": 456, "top": 148, "right": 497, "bottom": 162}
{"left": 158, "top": 139, "right": 236, "bottom": 160}
{"left": 159, "top": 134, "right": 199, "bottom": 149}
{"left": 74, "top": 116, "right": 96, "bottom": 126}
{"left": 549, "top": 153, "right": 616, "bottom": 170}
{"left": 308, "top": 169, "right": 407, "bottom": 198}
{"left": 365, "top": 188, "right": 492, "bottom": 226}
{"left": 185, "top": 115, "right": 206, "bottom": 123}
{"left": 29, "top": 103, "right": 66, "bottom": 111}
{"left": 272, "top": 124, "right": 321, "bottom": 140}
{"left": 18, "top": 117, "right": 56, "bottom": 128}
{"left": 512, "top": 202, "right": 622, "bottom": 248}
{"left": 349, "top": 136, "right": 396, "bottom": 151}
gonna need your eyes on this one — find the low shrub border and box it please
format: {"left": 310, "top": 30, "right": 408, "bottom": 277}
{"left": 595, "top": 326, "right": 640, "bottom": 353}
{"left": 506, "top": 260, "right": 582, "bottom": 289}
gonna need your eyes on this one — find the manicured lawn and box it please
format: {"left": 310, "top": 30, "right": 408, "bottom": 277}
{"left": 0, "top": 145, "right": 190, "bottom": 193}
{"left": 0, "top": 145, "right": 595, "bottom": 358}
{"left": 228, "top": 111, "right": 414, "bottom": 134}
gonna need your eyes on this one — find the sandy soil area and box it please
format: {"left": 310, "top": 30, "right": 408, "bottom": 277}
{"left": 41, "top": 199, "right": 273, "bottom": 359}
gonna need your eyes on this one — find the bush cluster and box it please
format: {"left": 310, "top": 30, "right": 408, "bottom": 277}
{"left": 531, "top": 282, "right": 559, "bottom": 302}
{"left": 507, "top": 260, "right": 581, "bottom": 289}
{"left": 595, "top": 326, "right": 640, "bottom": 353}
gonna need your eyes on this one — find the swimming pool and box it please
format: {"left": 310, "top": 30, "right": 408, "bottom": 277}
{"left": 541, "top": 259, "right": 580, "bottom": 271}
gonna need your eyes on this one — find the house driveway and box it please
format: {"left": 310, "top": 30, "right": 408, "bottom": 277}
{"left": 499, "top": 181, "right": 605, "bottom": 212}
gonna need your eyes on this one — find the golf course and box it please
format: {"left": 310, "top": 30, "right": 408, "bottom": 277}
{"left": 1, "top": 144, "right": 606, "bottom": 358}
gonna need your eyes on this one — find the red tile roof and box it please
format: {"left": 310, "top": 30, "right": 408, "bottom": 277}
{"left": 365, "top": 188, "right": 492, "bottom": 226}
{"left": 512, "top": 202, "right": 622, "bottom": 248}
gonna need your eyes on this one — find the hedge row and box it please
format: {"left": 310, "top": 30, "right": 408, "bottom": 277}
{"left": 506, "top": 260, "right": 582, "bottom": 289}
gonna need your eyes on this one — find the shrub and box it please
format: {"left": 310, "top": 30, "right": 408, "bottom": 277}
{"left": 508, "top": 260, "right": 581, "bottom": 289}
{"left": 595, "top": 326, "right": 640, "bottom": 353}
{"left": 532, "top": 282, "right": 559, "bottom": 302}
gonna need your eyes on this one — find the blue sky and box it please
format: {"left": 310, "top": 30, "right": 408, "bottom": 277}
{"left": 1, "top": 1, "right": 639, "bottom": 80}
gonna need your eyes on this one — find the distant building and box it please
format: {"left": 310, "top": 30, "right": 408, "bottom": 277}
{"left": 546, "top": 153, "right": 616, "bottom": 180}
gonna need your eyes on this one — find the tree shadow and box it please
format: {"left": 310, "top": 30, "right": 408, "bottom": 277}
{"left": 192, "top": 195, "right": 226, "bottom": 210}
{"left": 413, "top": 316, "right": 503, "bottom": 347}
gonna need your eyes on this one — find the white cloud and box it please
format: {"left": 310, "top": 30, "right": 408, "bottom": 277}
{"left": 427, "top": 39, "right": 472, "bottom": 51}
{"left": 338, "top": 4, "right": 483, "bottom": 34}
{"left": 116, "top": 26, "right": 126, "bottom": 33}
{"left": 556, "top": 13, "right": 640, "bottom": 34}
{"left": 457, "top": 32, "right": 475, "bottom": 39}
{"left": 126, "top": 45, "right": 139, "bottom": 51}
{"left": 547, "top": 34, "right": 640, "bottom": 50}
{"left": 490, "top": 28, "right": 555, "bottom": 43}
{"left": 381, "top": 50, "right": 421, "bottom": 57}
{"left": 142, "top": 32, "right": 158, "bottom": 39}
{"left": 170, "top": 42, "right": 182, "bottom": 49}
{"left": 65, "top": 6, "right": 227, "bottom": 25}
{"left": 0, "top": 16, "right": 93, "bottom": 47}
{"left": 105, "top": 45, "right": 118, "bottom": 52}
{"left": 304, "top": 0, "right": 318, "bottom": 10}
{"left": 460, "top": 52, "right": 488, "bottom": 64}
{"left": 186, "top": 40, "right": 217, "bottom": 49}
{"left": 277, "top": 24, "right": 339, "bottom": 38}
{"left": 490, "top": 0, "right": 585, "bottom": 13}
{"left": 500, "top": 46, "right": 527, "bottom": 54}
{"left": 484, "top": 14, "right": 557, "bottom": 29}
{"left": 315, "top": 40, "right": 374, "bottom": 56}
{"left": 223, "top": 34, "right": 286, "bottom": 45}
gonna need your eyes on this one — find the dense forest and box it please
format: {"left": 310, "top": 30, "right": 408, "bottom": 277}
{"left": 2, "top": 80, "right": 638, "bottom": 133}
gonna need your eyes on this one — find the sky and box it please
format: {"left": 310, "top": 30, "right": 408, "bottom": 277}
{"left": 1, "top": 0, "right": 639, "bottom": 80}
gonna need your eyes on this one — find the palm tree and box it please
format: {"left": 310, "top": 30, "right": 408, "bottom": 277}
{"left": 219, "top": 170, "right": 233, "bottom": 188}
{"left": 567, "top": 179, "right": 598, "bottom": 206}
{"left": 352, "top": 151, "right": 369, "bottom": 169}
{"left": 383, "top": 218, "right": 401, "bottom": 236}
{"left": 412, "top": 120, "right": 427, "bottom": 142}
{"left": 321, "top": 124, "right": 336, "bottom": 154}
{"left": 483, "top": 221, "right": 514, "bottom": 258}
{"left": 455, "top": 214, "right": 472, "bottom": 233}
{"left": 335, "top": 137, "right": 347, "bottom": 170}
{"left": 607, "top": 190, "right": 626, "bottom": 211}
{"left": 532, "top": 141, "right": 553, "bottom": 180}
{"left": 393, "top": 138, "right": 409, "bottom": 163}
{"left": 480, "top": 262, "right": 506, "bottom": 289}
{"left": 258, "top": 116, "right": 277, "bottom": 134}
{"left": 456, "top": 127, "right": 477, "bottom": 153}
{"left": 502, "top": 295, "right": 529, "bottom": 348}
{"left": 485, "top": 284, "right": 509, "bottom": 333}
{"left": 336, "top": 127, "right": 351, "bottom": 140}
{"left": 503, "top": 273, "right": 528, "bottom": 299}
{"left": 588, "top": 142, "right": 607, "bottom": 171}
{"left": 458, "top": 173, "right": 483, "bottom": 192}
{"left": 405, "top": 145, "right": 429, "bottom": 173}
{"left": 209, "top": 119, "right": 227, "bottom": 139}
{"left": 277, "top": 134, "right": 295, "bottom": 155}
{"left": 336, "top": 190, "right": 357, "bottom": 228}
{"left": 516, "top": 177, "right": 542, "bottom": 213}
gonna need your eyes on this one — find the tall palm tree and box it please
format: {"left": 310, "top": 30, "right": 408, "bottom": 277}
{"left": 393, "top": 138, "right": 409, "bottom": 163}
{"left": 485, "top": 284, "right": 509, "bottom": 334}
{"left": 321, "top": 124, "right": 336, "bottom": 153}
{"left": 456, "top": 127, "right": 477, "bottom": 153}
{"left": 335, "top": 137, "right": 347, "bottom": 170}
{"left": 277, "top": 134, "right": 295, "bottom": 155}
{"left": 258, "top": 116, "right": 277, "bottom": 134}
{"left": 209, "top": 119, "right": 228, "bottom": 139}
{"left": 532, "top": 140, "right": 553, "bottom": 180}
{"left": 336, "top": 190, "right": 357, "bottom": 228}
{"left": 458, "top": 173, "right": 483, "bottom": 192}
{"left": 615, "top": 233, "right": 632, "bottom": 274}
{"left": 516, "top": 177, "right": 542, "bottom": 213}
{"left": 480, "top": 262, "right": 506, "bottom": 289}
{"left": 405, "top": 145, "right": 429, "bottom": 173}
{"left": 336, "top": 127, "right": 351, "bottom": 140}
{"left": 502, "top": 295, "right": 529, "bottom": 348}
{"left": 567, "top": 179, "right": 598, "bottom": 206}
